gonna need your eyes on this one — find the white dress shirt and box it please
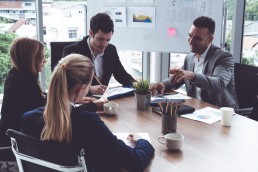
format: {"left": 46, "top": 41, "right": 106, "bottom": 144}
{"left": 87, "top": 37, "right": 104, "bottom": 80}
{"left": 193, "top": 44, "right": 211, "bottom": 100}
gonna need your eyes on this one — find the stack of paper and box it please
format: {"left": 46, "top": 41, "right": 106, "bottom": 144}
{"left": 150, "top": 93, "right": 191, "bottom": 103}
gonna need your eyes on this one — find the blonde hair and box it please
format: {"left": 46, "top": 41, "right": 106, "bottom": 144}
{"left": 41, "top": 54, "right": 94, "bottom": 144}
{"left": 10, "top": 37, "right": 45, "bottom": 80}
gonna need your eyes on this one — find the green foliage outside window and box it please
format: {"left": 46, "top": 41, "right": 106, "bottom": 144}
{"left": 0, "top": 32, "right": 17, "bottom": 93}
{"left": 44, "top": 47, "right": 51, "bottom": 89}
{"left": 242, "top": 57, "right": 255, "bottom": 66}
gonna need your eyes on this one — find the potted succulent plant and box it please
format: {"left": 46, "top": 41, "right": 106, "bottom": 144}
{"left": 133, "top": 79, "right": 151, "bottom": 111}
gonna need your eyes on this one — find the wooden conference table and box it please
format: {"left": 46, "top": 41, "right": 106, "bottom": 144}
{"left": 98, "top": 95, "right": 258, "bottom": 172}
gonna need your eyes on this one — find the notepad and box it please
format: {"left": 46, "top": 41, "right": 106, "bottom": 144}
{"left": 113, "top": 133, "right": 150, "bottom": 148}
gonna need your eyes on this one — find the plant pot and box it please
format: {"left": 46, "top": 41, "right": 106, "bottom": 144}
{"left": 135, "top": 93, "right": 151, "bottom": 111}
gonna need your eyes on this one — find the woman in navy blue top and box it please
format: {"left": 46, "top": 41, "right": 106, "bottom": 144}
{"left": 21, "top": 54, "right": 154, "bottom": 172}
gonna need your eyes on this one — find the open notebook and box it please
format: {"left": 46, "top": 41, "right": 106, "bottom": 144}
{"left": 93, "top": 87, "right": 134, "bottom": 100}
{"left": 113, "top": 133, "right": 151, "bottom": 148}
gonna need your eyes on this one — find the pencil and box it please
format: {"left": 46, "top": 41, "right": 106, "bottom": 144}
{"left": 93, "top": 74, "right": 102, "bottom": 85}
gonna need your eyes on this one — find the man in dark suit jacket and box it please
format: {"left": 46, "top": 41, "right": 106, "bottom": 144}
{"left": 150, "top": 16, "right": 239, "bottom": 109}
{"left": 63, "top": 13, "right": 135, "bottom": 95}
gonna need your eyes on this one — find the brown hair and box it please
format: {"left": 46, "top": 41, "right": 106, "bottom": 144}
{"left": 10, "top": 37, "right": 45, "bottom": 80}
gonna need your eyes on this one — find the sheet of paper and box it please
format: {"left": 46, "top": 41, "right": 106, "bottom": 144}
{"left": 101, "top": 7, "right": 126, "bottom": 27}
{"left": 113, "top": 133, "right": 150, "bottom": 148}
{"left": 181, "top": 107, "right": 221, "bottom": 124}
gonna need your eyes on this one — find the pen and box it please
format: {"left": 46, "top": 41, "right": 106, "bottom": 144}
{"left": 93, "top": 74, "right": 102, "bottom": 85}
{"left": 100, "top": 86, "right": 109, "bottom": 100}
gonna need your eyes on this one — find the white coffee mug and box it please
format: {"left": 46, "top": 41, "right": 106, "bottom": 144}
{"left": 220, "top": 107, "right": 234, "bottom": 126}
{"left": 103, "top": 102, "right": 118, "bottom": 115}
{"left": 158, "top": 133, "right": 184, "bottom": 150}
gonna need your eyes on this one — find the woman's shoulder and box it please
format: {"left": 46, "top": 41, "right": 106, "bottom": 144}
{"left": 5, "top": 68, "right": 35, "bottom": 88}
{"left": 72, "top": 107, "right": 100, "bottom": 120}
{"left": 21, "top": 107, "right": 45, "bottom": 138}
{"left": 23, "top": 107, "right": 45, "bottom": 119}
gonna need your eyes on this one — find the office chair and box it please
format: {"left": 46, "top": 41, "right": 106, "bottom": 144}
{"left": 0, "top": 116, "right": 16, "bottom": 162}
{"left": 0, "top": 146, "right": 15, "bottom": 161}
{"left": 6, "top": 129, "right": 88, "bottom": 172}
{"left": 50, "top": 41, "right": 76, "bottom": 71}
{"left": 249, "top": 96, "right": 258, "bottom": 121}
{"left": 234, "top": 63, "right": 258, "bottom": 116}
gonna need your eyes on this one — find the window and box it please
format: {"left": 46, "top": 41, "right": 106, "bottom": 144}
{"left": 68, "top": 29, "right": 77, "bottom": 39}
{"left": 170, "top": 53, "right": 186, "bottom": 69}
{"left": 43, "top": 26, "right": 46, "bottom": 35}
{"left": 43, "top": 1, "right": 87, "bottom": 89}
{"left": 0, "top": 0, "right": 37, "bottom": 94}
{"left": 242, "top": 0, "right": 258, "bottom": 66}
{"left": 108, "top": 50, "right": 143, "bottom": 87}
{"left": 24, "top": 2, "right": 32, "bottom": 6}
{"left": 119, "top": 50, "right": 142, "bottom": 80}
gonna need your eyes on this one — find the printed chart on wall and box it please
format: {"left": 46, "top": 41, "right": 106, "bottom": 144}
{"left": 88, "top": 0, "right": 224, "bottom": 53}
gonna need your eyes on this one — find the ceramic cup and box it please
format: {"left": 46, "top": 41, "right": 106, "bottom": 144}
{"left": 158, "top": 133, "right": 184, "bottom": 150}
{"left": 103, "top": 102, "right": 118, "bottom": 115}
{"left": 220, "top": 107, "right": 234, "bottom": 126}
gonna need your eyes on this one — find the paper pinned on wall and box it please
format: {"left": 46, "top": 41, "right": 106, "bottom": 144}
{"left": 101, "top": 7, "right": 126, "bottom": 27}
{"left": 168, "top": 28, "right": 176, "bottom": 36}
{"left": 128, "top": 7, "right": 156, "bottom": 28}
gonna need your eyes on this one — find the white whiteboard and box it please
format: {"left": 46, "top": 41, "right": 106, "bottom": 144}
{"left": 87, "top": 0, "right": 224, "bottom": 53}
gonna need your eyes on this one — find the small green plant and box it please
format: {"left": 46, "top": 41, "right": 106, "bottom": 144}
{"left": 133, "top": 79, "right": 150, "bottom": 95}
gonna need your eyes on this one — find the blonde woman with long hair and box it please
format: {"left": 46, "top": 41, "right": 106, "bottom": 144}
{"left": 21, "top": 54, "right": 154, "bottom": 172}
{"left": 0, "top": 37, "right": 47, "bottom": 147}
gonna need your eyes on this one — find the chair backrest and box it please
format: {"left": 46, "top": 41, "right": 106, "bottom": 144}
{"left": 6, "top": 129, "right": 87, "bottom": 172}
{"left": 0, "top": 146, "right": 16, "bottom": 161}
{"left": 234, "top": 63, "right": 258, "bottom": 109}
{"left": 50, "top": 41, "right": 76, "bottom": 71}
{"left": 250, "top": 96, "right": 258, "bottom": 121}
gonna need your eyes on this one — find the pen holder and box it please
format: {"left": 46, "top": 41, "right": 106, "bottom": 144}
{"left": 162, "top": 115, "right": 177, "bottom": 134}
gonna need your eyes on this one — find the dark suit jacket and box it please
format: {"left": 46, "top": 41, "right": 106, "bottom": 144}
{"left": 62, "top": 36, "right": 135, "bottom": 86}
{"left": 0, "top": 68, "right": 46, "bottom": 146}
{"left": 164, "top": 44, "right": 239, "bottom": 109}
{"left": 22, "top": 106, "right": 154, "bottom": 172}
